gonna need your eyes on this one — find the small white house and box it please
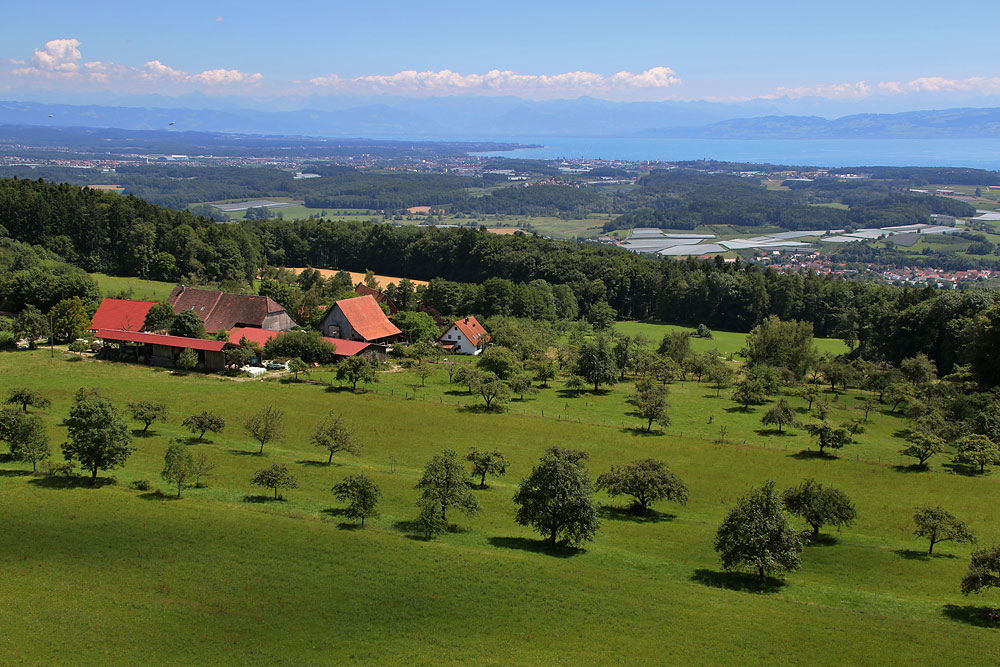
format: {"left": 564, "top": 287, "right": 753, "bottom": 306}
{"left": 438, "top": 316, "right": 490, "bottom": 355}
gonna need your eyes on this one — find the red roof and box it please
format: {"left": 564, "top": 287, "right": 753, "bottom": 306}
{"left": 324, "top": 337, "right": 372, "bottom": 357}
{"left": 333, "top": 295, "right": 402, "bottom": 341}
{"left": 90, "top": 298, "right": 158, "bottom": 332}
{"left": 449, "top": 316, "right": 490, "bottom": 346}
{"left": 95, "top": 329, "right": 226, "bottom": 352}
{"left": 355, "top": 285, "right": 398, "bottom": 315}
{"left": 228, "top": 327, "right": 282, "bottom": 347}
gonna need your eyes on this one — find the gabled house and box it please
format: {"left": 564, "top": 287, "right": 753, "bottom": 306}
{"left": 438, "top": 316, "right": 490, "bottom": 355}
{"left": 320, "top": 295, "right": 401, "bottom": 345}
{"left": 90, "top": 298, "right": 158, "bottom": 332}
{"left": 167, "top": 286, "right": 295, "bottom": 333}
{"left": 355, "top": 284, "right": 398, "bottom": 315}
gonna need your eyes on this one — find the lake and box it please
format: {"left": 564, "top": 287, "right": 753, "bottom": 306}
{"left": 466, "top": 137, "right": 1000, "bottom": 169}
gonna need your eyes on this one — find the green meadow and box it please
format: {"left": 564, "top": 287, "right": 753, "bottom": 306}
{"left": 89, "top": 273, "right": 177, "bottom": 302}
{"left": 2, "top": 343, "right": 999, "bottom": 664}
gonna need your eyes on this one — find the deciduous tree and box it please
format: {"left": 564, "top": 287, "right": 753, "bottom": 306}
{"left": 332, "top": 473, "right": 381, "bottom": 527}
{"left": 181, "top": 411, "right": 225, "bottom": 442}
{"left": 336, "top": 356, "right": 377, "bottom": 391}
{"left": 161, "top": 442, "right": 195, "bottom": 498}
{"left": 781, "top": 479, "right": 856, "bottom": 538}
{"left": 513, "top": 447, "right": 599, "bottom": 546}
{"left": 633, "top": 380, "right": 670, "bottom": 432}
{"left": 466, "top": 448, "right": 508, "bottom": 488}
{"left": 914, "top": 506, "right": 976, "bottom": 555}
{"left": 312, "top": 412, "right": 360, "bottom": 464}
{"left": 761, "top": 399, "right": 797, "bottom": 433}
{"left": 6, "top": 387, "right": 50, "bottom": 413}
{"left": 127, "top": 401, "right": 168, "bottom": 433}
{"left": 142, "top": 302, "right": 175, "bottom": 333}
{"left": 596, "top": 458, "right": 688, "bottom": 515}
{"left": 575, "top": 335, "right": 618, "bottom": 391}
{"left": 900, "top": 430, "right": 945, "bottom": 467}
{"left": 961, "top": 544, "right": 1000, "bottom": 596}
{"left": 714, "top": 480, "right": 806, "bottom": 581}
{"left": 243, "top": 405, "right": 284, "bottom": 454}
{"left": 952, "top": 434, "right": 1000, "bottom": 474}
{"left": 169, "top": 310, "right": 205, "bottom": 339}
{"left": 62, "top": 392, "right": 134, "bottom": 480}
{"left": 251, "top": 463, "right": 298, "bottom": 500}
{"left": 415, "top": 449, "right": 480, "bottom": 525}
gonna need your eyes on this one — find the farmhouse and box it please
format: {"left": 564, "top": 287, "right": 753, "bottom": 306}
{"left": 90, "top": 298, "right": 158, "bottom": 332}
{"left": 438, "top": 316, "right": 490, "bottom": 355}
{"left": 228, "top": 326, "right": 385, "bottom": 362}
{"left": 320, "top": 295, "right": 401, "bottom": 346}
{"left": 167, "top": 286, "right": 295, "bottom": 333}
{"left": 94, "top": 329, "right": 227, "bottom": 371}
{"left": 355, "top": 284, "right": 398, "bottom": 315}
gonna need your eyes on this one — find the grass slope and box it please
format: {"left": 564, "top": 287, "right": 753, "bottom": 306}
{"left": 1, "top": 350, "right": 998, "bottom": 664}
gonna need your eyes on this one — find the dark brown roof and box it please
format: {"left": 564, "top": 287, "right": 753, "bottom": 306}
{"left": 168, "top": 286, "right": 287, "bottom": 332}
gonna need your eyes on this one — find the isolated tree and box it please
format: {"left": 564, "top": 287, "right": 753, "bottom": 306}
{"left": 2, "top": 412, "right": 50, "bottom": 472}
{"left": 62, "top": 392, "right": 134, "bottom": 480}
{"left": 961, "top": 544, "right": 1000, "bottom": 596}
{"left": 190, "top": 451, "right": 217, "bottom": 488}
{"left": 477, "top": 375, "right": 512, "bottom": 411}
{"left": 596, "top": 458, "right": 688, "bottom": 515}
{"left": 576, "top": 335, "right": 618, "bottom": 391}
{"left": 952, "top": 434, "right": 1000, "bottom": 474}
{"left": 709, "top": 363, "right": 735, "bottom": 398}
{"left": 336, "top": 356, "right": 377, "bottom": 391}
{"left": 175, "top": 347, "right": 198, "bottom": 371}
{"left": 797, "top": 384, "right": 819, "bottom": 411}
{"left": 169, "top": 310, "right": 205, "bottom": 339}
{"left": 6, "top": 387, "right": 50, "bottom": 413}
{"left": 507, "top": 374, "right": 537, "bottom": 400}
{"left": 731, "top": 375, "right": 769, "bottom": 411}
{"left": 15, "top": 305, "right": 49, "bottom": 349}
{"left": 182, "top": 411, "right": 225, "bottom": 442}
{"left": 513, "top": 447, "right": 599, "bottom": 546}
{"left": 251, "top": 463, "right": 298, "bottom": 500}
{"left": 804, "top": 420, "right": 852, "bottom": 455}
{"left": 311, "top": 412, "right": 360, "bottom": 464}
{"left": 415, "top": 449, "right": 480, "bottom": 525}
{"left": 535, "top": 360, "right": 557, "bottom": 388}
{"left": 127, "top": 401, "right": 168, "bottom": 433}
{"left": 243, "top": 405, "right": 284, "bottom": 454}
{"left": 914, "top": 506, "right": 977, "bottom": 554}
{"left": 142, "top": 302, "right": 175, "bottom": 333}
{"left": 287, "top": 357, "right": 308, "bottom": 380}
{"left": 331, "top": 473, "right": 381, "bottom": 527}
{"left": 761, "top": 399, "right": 796, "bottom": 433}
{"left": 781, "top": 479, "right": 856, "bottom": 538}
{"left": 414, "top": 361, "right": 434, "bottom": 387}
{"left": 161, "top": 442, "right": 195, "bottom": 498}
{"left": 49, "top": 297, "right": 90, "bottom": 342}
{"left": 564, "top": 374, "right": 586, "bottom": 396}
{"left": 633, "top": 380, "right": 671, "bottom": 432}
{"left": 466, "top": 448, "right": 508, "bottom": 488}
{"left": 477, "top": 346, "right": 521, "bottom": 380}
{"left": 714, "top": 480, "right": 806, "bottom": 581}
{"left": 416, "top": 501, "right": 448, "bottom": 539}
{"left": 900, "top": 430, "right": 945, "bottom": 467}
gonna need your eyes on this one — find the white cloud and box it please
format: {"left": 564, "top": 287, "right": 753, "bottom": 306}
{"left": 307, "top": 66, "right": 681, "bottom": 97}
{"left": 764, "top": 81, "right": 872, "bottom": 100}
{"left": 879, "top": 76, "right": 1000, "bottom": 95}
{"left": 9, "top": 38, "right": 262, "bottom": 92}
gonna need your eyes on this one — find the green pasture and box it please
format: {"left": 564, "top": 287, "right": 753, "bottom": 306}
{"left": 90, "top": 273, "right": 176, "bottom": 302}
{"left": 2, "top": 348, "right": 999, "bottom": 663}
{"left": 614, "top": 321, "right": 847, "bottom": 358}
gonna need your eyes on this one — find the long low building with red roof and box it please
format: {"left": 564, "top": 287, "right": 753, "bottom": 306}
{"left": 90, "top": 298, "right": 158, "bottom": 332}
{"left": 94, "top": 329, "right": 227, "bottom": 370}
{"left": 228, "top": 326, "right": 381, "bottom": 361}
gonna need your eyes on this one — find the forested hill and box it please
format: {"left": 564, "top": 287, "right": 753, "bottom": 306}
{"left": 2, "top": 176, "right": 1000, "bottom": 386}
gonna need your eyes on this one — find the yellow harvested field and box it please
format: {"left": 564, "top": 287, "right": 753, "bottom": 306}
{"left": 485, "top": 227, "right": 519, "bottom": 235}
{"left": 284, "top": 267, "right": 429, "bottom": 289}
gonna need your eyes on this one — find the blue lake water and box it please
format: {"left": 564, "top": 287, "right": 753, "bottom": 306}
{"left": 466, "top": 137, "right": 1000, "bottom": 170}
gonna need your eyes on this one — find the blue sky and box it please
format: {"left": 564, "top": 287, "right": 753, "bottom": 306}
{"left": 2, "top": 0, "right": 999, "bottom": 108}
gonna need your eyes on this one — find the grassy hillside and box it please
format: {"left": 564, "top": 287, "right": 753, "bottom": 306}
{"left": 90, "top": 273, "right": 176, "bottom": 302}
{"left": 2, "top": 350, "right": 998, "bottom": 664}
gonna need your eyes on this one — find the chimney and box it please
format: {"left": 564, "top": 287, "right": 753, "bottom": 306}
{"left": 464, "top": 317, "right": 469, "bottom": 324}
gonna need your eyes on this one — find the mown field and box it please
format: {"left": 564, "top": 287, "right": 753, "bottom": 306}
{"left": 2, "top": 337, "right": 999, "bottom": 664}
{"left": 90, "top": 273, "right": 176, "bottom": 302}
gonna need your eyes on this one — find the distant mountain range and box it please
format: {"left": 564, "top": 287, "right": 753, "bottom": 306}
{"left": 1, "top": 99, "right": 1000, "bottom": 141}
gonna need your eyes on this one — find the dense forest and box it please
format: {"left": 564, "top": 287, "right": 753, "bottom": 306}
{"left": 3, "top": 176, "right": 1000, "bottom": 387}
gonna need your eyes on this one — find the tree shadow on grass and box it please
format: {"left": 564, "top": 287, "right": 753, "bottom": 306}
{"left": 228, "top": 448, "right": 263, "bottom": 457}
{"left": 789, "top": 449, "right": 837, "bottom": 460}
{"left": 942, "top": 604, "right": 1000, "bottom": 629}
{"left": 324, "top": 386, "right": 355, "bottom": 394}
{"left": 893, "top": 549, "right": 958, "bottom": 561}
{"left": 0, "top": 469, "right": 33, "bottom": 477}
{"left": 599, "top": 505, "right": 676, "bottom": 524}
{"left": 242, "top": 494, "right": 286, "bottom": 503}
{"left": 755, "top": 429, "right": 797, "bottom": 438}
{"left": 131, "top": 429, "right": 156, "bottom": 437}
{"left": 690, "top": 569, "right": 786, "bottom": 594}
{"left": 892, "top": 463, "right": 931, "bottom": 474}
{"left": 296, "top": 459, "right": 335, "bottom": 467}
{"left": 392, "top": 519, "right": 434, "bottom": 541}
{"left": 457, "top": 404, "right": 507, "bottom": 414}
{"left": 28, "top": 476, "right": 115, "bottom": 489}
{"left": 942, "top": 462, "right": 981, "bottom": 477}
{"left": 138, "top": 491, "right": 178, "bottom": 501}
{"left": 488, "top": 536, "right": 583, "bottom": 558}
{"left": 620, "top": 426, "right": 663, "bottom": 437}
{"left": 806, "top": 533, "right": 839, "bottom": 547}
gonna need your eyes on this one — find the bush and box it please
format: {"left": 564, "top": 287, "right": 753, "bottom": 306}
{"left": 129, "top": 479, "right": 152, "bottom": 491}
{"left": 42, "top": 460, "right": 76, "bottom": 478}
{"left": 69, "top": 340, "right": 88, "bottom": 353}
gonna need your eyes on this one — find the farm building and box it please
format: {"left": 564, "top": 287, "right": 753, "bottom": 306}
{"left": 228, "top": 327, "right": 385, "bottom": 362}
{"left": 355, "top": 285, "right": 398, "bottom": 315}
{"left": 438, "top": 316, "right": 490, "bottom": 355}
{"left": 167, "top": 286, "right": 295, "bottom": 333}
{"left": 94, "top": 329, "right": 227, "bottom": 371}
{"left": 320, "top": 295, "right": 401, "bottom": 346}
{"left": 90, "top": 298, "right": 158, "bottom": 332}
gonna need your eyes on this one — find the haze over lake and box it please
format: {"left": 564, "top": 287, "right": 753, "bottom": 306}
{"left": 467, "top": 137, "right": 1000, "bottom": 169}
